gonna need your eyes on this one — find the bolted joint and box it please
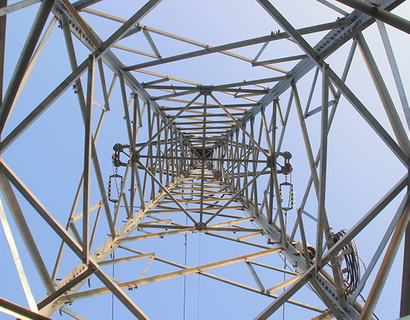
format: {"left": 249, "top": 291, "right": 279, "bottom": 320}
{"left": 214, "top": 170, "right": 222, "bottom": 180}
{"left": 113, "top": 143, "right": 123, "bottom": 152}
{"left": 112, "top": 157, "right": 127, "bottom": 167}
{"left": 195, "top": 222, "right": 207, "bottom": 231}
{"left": 280, "top": 162, "right": 293, "bottom": 175}
{"left": 282, "top": 151, "right": 292, "bottom": 160}
{"left": 131, "top": 151, "right": 140, "bottom": 162}
{"left": 112, "top": 153, "right": 127, "bottom": 167}
{"left": 267, "top": 155, "right": 276, "bottom": 168}
{"left": 199, "top": 85, "right": 213, "bottom": 95}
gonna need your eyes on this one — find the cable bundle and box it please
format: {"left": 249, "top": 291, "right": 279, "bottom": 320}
{"left": 332, "top": 229, "right": 360, "bottom": 293}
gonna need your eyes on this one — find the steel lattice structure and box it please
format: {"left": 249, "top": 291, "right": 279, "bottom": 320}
{"left": 0, "top": 0, "right": 409, "bottom": 319}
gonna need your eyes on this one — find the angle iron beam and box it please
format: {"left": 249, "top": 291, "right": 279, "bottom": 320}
{"left": 60, "top": 307, "right": 88, "bottom": 320}
{"left": 0, "top": 0, "right": 41, "bottom": 17}
{"left": 41, "top": 167, "right": 195, "bottom": 315}
{"left": 315, "top": 64, "right": 329, "bottom": 269}
{"left": 151, "top": 89, "right": 200, "bottom": 101}
{"left": 9, "top": 16, "right": 58, "bottom": 118}
{"left": 0, "top": 160, "right": 83, "bottom": 257}
{"left": 147, "top": 85, "right": 269, "bottom": 93}
{"left": 0, "top": 298, "right": 51, "bottom": 320}
{"left": 248, "top": 260, "right": 299, "bottom": 276}
{"left": 137, "top": 93, "right": 202, "bottom": 153}
{"left": 162, "top": 103, "right": 257, "bottom": 111}
{"left": 59, "top": 248, "right": 281, "bottom": 302}
{"left": 351, "top": 193, "right": 409, "bottom": 302}
{"left": 335, "top": 0, "right": 410, "bottom": 33}
{"left": 93, "top": 265, "right": 149, "bottom": 320}
{"left": 138, "top": 225, "right": 262, "bottom": 233}
{"left": 377, "top": 21, "right": 410, "bottom": 130}
{"left": 253, "top": 54, "right": 308, "bottom": 66}
{"left": 123, "top": 20, "right": 352, "bottom": 71}
{"left": 2, "top": 0, "right": 161, "bottom": 151}
{"left": 304, "top": 67, "right": 320, "bottom": 117}
{"left": 255, "top": 270, "right": 313, "bottom": 320}
{"left": 142, "top": 29, "right": 161, "bottom": 58}
{"left": 60, "top": 0, "right": 100, "bottom": 49}
{"left": 293, "top": 83, "right": 321, "bottom": 196}
{"left": 322, "top": 175, "right": 407, "bottom": 269}
{"left": 137, "top": 159, "right": 197, "bottom": 224}
{"left": 62, "top": 13, "right": 117, "bottom": 238}
{"left": 217, "top": 170, "right": 362, "bottom": 318}
{"left": 73, "top": 0, "right": 102, "bottom": 10}
{"left": 0, "top": 0, "right": 54, "bottom": 134}
{"left": 0, "top": 197, "right": 38, "bottom": 311}
{"left": 37, "top": 266, "right": 94, "bottom": 311}
{"left": 0, "top": 174, "right": 55, "bottom": 294}
{"left": 257, "top": 0, "right": 319, "bottom": 62}
{"left": 211, "top": 93, "right": 269, "bottom": 158}
{"left": 124, "top": 245, "right": 326, "bottom": 313}
{"left": 246, "top": 261, "right": 266, "bottom": 292}
{"left": 276, "top": 94, "right": 293, "bottom": 151}
{"left": 328, "top": 67, "right": 408, "bottom": 166}
{"left": 265, "top": 273, "right": 305, "bottom": 294}
{"left": 316, "top": 0, "right": 350, "bottom": 15}
{"left": 357, "top": 195, "right": 410, "bottom": 319}
{"left": 0, "top": 0, "right": 4, "bottom": 106}
{"left": 241, "top": 0, "right": 404, "bottom": 129}
{"left": 122, "top": 228, "right": 195, "bottom": 242}
{"left": 298, "top": 40, "right": 356, "bottom": 213}
{"left": 82, "top": 54, "right": 94, "bottom": 263}
{"left": 355, "top": 32, "right": 410, "bottom": 154}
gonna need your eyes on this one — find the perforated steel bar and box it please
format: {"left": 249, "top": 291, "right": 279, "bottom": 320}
{"left": 335, "top": 0, "right": 410, "bottom": 33}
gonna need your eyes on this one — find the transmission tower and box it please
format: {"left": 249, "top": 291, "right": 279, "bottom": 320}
{"left": 0, "top": 0, "right": 409, "bottom": 319}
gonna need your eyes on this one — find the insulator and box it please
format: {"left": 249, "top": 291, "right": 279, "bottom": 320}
{"left": 108, "top": 174, "right": 123, "bottom": 203}
{"left": 280, "top": 181, "right": 295, "bottom": 211}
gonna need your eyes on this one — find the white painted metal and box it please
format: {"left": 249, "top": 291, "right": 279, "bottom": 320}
{"left": 0, "top": 0, "right": 408, "bottom": 319}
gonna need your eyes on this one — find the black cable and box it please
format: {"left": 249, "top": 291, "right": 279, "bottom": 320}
{"left": 332, "top": 230, "right": 360, "bottom": 293}
{"left": 111, "top": 252, "right": 115, "bottom": 320}
{"left": 183, "top": 213, "right": 188, "bottom": 320}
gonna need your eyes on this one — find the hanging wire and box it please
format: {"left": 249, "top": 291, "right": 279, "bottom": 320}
{"left": 197, "top": 232, "right": 201, "bottom": 320}
{"left": 183, "top": 205, "right": 188, "bottom": 320}
{"left": 110, "top": 198, "right": 118, "bottom": 320}
{"left": 183, "top": 233, "right": 187, "bottom": 320}
{"left": 282, "top": 212, "right": 288, "bottom": 320}
{"left": 111, "top": 251, "right": 115, "bottom": 320}
{"left": 332, "top": 229, "right": 361, "bottom": 293}
{"left": 183, "top": 233, "right": 187, "bottom": 319}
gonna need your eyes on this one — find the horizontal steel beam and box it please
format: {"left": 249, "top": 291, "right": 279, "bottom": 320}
{"left": 124, "top": 20, "right": 352, "bottom": 71}
{"left": 58, "top": 248, "right": 281, "bottom": 302}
